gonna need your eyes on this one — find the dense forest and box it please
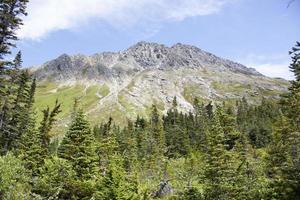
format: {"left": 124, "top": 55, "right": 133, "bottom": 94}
{"left": 0, "top": 1, "right": 300, "bottom": 199}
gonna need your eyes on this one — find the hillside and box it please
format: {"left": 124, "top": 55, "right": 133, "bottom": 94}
{"left": 32, "top": 41, "right": 289, "bottom": 128}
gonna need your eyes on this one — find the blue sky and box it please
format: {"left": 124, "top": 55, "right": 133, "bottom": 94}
{"left": 16, "top": 0, "right": 300, "bottom": 79}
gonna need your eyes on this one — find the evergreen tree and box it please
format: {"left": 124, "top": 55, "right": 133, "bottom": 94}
{"left": 164, "top": 97, "right": 189, "bottom": 157}
{"left": 0, "top": 70, "right": 32, "bottom": 153}
{"left": 236, "top": 97, "right": 249, "bottom": 133}
{"left": 150, "top": 105, "right": 165, "bottom": 161}
{"left": 192, "top": 97, "right": 209, "bottom": 151}
{"left": 95, "top": 155, "right": 139, "bottom": 200}
{"left": 280, "top": 42, "right": 300, "bottom": 199}
{"left": 232, "top": 133, "right": 265, "bottom": 199}
{"left": 216, "top": 104, "right": 240, "bottom": 150}
{"left": 0, "top": 1, "right": 29, "bottom": 137}
{"left": 205, "top": 101, "right": 213, "bottom": 119}
{"left": 265, "top": 114, "right": 295, "bottom": 200}
{"left": 282, "top": 41, "right": 300, "bottom": 131}
{"left": 17, "top": 88, "right": 61, "bottom": 175}
{"left": 120, "top": 120, "right": 138, "bottom": 173}
{"left": 134, "top": 115, "right": 147, "bottom": 160}
{"left": 203, "top": 114, "right": 235, "bottom": 200}
{"left": 17, "top": 119, "right": 44, "bottom": 176}
{"left": 271, "top": 42, "right": 300, "bottom": 199}
{"left": 38, "top": 99, "right": 61, "bottom": 157}
{"left": 17, "top": 105, "right": 44, "bottom": 176}
{"left": 0, "top": 0, "right": 28, "bottom": 59}
{"left": 172, "top": 96, "right": 178, "bottom": 108}
{"left": 95, "top": 117, "right": 119, "bottom": 176}
{"left": 34, "top": 156, "right": 76, "bottom": 199}
{"left": 58, "top": 109, "right": 98, "bottom": 180}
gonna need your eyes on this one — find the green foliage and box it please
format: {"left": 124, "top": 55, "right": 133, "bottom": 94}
{"left": 39, "top": 99, "right": 61, "bottom": 149}
{"left": 1, "top": 4, "right": 299, "bottom": 198}
{"left": 0, "top": 0, "right": 29, "bottom": 155}
{"left": 119, "top": 120, "right": 138, "bottom": 172}
{"left": 58, "top": 109, "right": 98, "bottom": 180}
{"left": 95, "top": 155, "right": 139, "bottom": 200}
{"left": 17, "top": 117, "right": 44, "bottom": 175}
{"left": 34, "top": 156, "right": 76, "bottom": 199}
{"left": 281, "top": 41, "right": 300, "bottom": 131}
{"left": 181, "top": 187, "right": 203, "bottom": 200}
{"left": 0, "top": 154, "right": 31, "bottom": 200}
{"left": 0, "top": 0, "right": 28, "bottom": 59}
{"left": 164, "top": 97, "right": 190, "bottom": 158}
{"left": 264, "top": 42, "right": 300, "bottom": 199}
{"left": 237, "top": 97, "right": 279, "bottom": 148}
{"left": 265, "top": 117, "right": 291, "bottom": 199}
{"left": 146, "top": 105, "right": 166, "bottom": 169}
{"left": 203, "top": 114, "right": 235, "bottom": 200}
{"left": 216, "top": 104, "right": 240, "bottom": 150}
{"left": 0, "top": 70, "right": 33, "bottom": 153}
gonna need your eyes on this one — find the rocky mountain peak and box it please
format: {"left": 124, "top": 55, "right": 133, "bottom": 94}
{"left": 34, "top": 41, "right": 264, "bottom": 81}
{"left": 122, "top": 41, "right": 169, "bottom": 68}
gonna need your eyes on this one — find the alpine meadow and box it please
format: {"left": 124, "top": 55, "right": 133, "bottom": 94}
{"left": 0, "top": 0, "right": 300, "bottom": 200}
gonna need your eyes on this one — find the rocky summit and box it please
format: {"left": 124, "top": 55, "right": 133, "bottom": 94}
{"left": 32, "top": 41, "right": 289, "bottom": 126}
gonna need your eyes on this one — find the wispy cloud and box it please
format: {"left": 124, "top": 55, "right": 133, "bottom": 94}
{"left": 239, "top": 53, "right": 294, "bottom": 80}
{"left": 18, "top": 0, "right": 232, "bottom": 40}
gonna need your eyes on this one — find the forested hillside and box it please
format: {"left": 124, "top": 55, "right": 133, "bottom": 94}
{"left": 0, "top": 1, "right": 299, "bottom": 199}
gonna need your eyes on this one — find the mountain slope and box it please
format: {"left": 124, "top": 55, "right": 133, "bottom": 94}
{"left": 32, "top": 41, "right": 289, "bottom": 130}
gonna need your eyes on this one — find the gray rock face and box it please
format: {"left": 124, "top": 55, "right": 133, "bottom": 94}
{"left": 33, "top": 41, "right": 289, "bottom": 124}
{"left": 34, "top": 41, "right": 262, "bottom": 81}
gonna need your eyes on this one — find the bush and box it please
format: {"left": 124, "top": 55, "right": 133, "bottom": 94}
{"left": 0, "top": 154, "right": 32, "bottom": 200}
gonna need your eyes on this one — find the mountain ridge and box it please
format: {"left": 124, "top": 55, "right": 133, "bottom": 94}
{"left": 33, "top": 41, "right": 263, "bottom": 81}
{"left": 32, "top": 41, "right": 289, "bottom": 129}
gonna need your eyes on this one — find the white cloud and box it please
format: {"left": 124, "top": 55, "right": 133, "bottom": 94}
{"left": 18, "top": 0, "right": 232, "bottom": 40}
{"left": 239, "top": 53, "right": 294, "bottom": 80}
{"left": 252, "top": 63, "right": 294, "bottom": 80}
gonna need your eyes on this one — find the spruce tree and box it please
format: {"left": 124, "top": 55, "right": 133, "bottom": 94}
{"left": 17, "top": 82, "right": 61, "bottom": 175}
{"left": 271, "top": 42, "right": 300, "bottom": 199}
{"left": 0, "top": 1, "right": 29, "bottom": 135}
{"left": 150, "top": 105, "right": 165, "bottom": 161}
{"left": 216, "top": 104, "right": 240, "bottom": 150}
{"left": 205, "top": 101, "right": 213, "bottom": 119}
{"left": 58, "top": 109, "right": 98, "bottom": 180}
{"left": 264, "top": 114, "right": 294, "bottom": 199}
{"left": 18, "top": 119, "right": 44, "bottom": 176}
{"left": 193, "top": 97, "right": 209, "bottom": 151}
{"left": 236, "top": 97, "right": 249, "bottom": 133}
{"left": 134, "top": 115, "right": 147, "bottom": 160}
{"left": 16, "top": 79, "right": 43, "bottom": 175}
{"left": 39, "top": 99, "right": 61, "bottom": 157}
{"left": 203, "top": 114, "right": 235, "bottom": 200}
{"left": 120, "top": 120, "right": 138, "bottom": 173}
{"left": 164, "top": 97, "right": 189, "bottom": 157}
{"left": 233, "top": 132, "right": 264, "bottom": 199}
{"left": 34, "top": 156, "right": 76, "bottom": 199}
{"left": 95, "top": 155, "right": 139, "bottom": 200}
{"left": 0, "top": 70, "right": 32, "bottom": 153}
{"left": 0, "top": 0, "right": 28, "bottom": 59}
{"left": 282, "top": 41, "right": 300, "bottom": 131}
{"left": 95, "top": 117, "right": 119, "bottom": 176}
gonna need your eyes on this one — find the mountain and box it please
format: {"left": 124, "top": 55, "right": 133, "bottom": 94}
{"left": 32, "top": 41, "right": 289, "bottom": 130}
